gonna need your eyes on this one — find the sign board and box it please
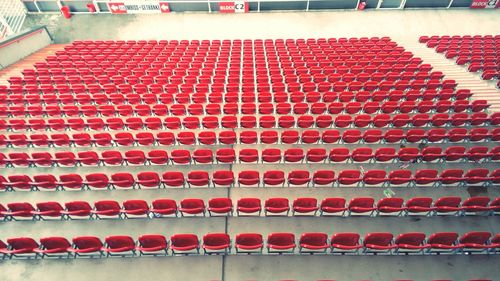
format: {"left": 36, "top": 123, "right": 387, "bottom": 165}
{"left": 108, "top": 1, "right": 170, "bottom": 14}
{"left": 108, "top": 2, "right": 127, "bottom": 14}
{"left": 219, "top": 1, "right": 249, "bottom": 13}
{"left": 470, "top": 0, "right": 500, "bottom": 8}
{"left": 159, "top": 2, "right": 170, "bottom": 13}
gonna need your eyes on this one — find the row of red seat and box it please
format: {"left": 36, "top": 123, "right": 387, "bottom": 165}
{"left": 44, "top": 52, "right": 415, "bottom": 63}
{"left": 26, "top": 60, "right": 427, "bottom": 80}
{"left": 419, "top": 34, "right": 500, "bottom": 43}
{"left": 1, "top": 169, "right": 499, "bottom": 191}
{"left": 55, "top": 49, "right": 408, "bottom": 61}
{"left": 0, "top": 89, "right": 474, "bottom": 106}
{"left": 16, "top": 66, "right": 436, "bottom": 85}
{"left": 0, "top": 100, "right": 488, "bottom": 118}
{"left": 51, "top": 47, "right": 410, "bottom": 58}
{"left": 46, "top": 53, "right": 415, "bottom": 64}
{"left": 1, "top": 113, "right": 495, "bottom": 131}
{"left": 36, "top": 52, "right": 420, "bottom": 69}
{"left": 20, "top": 57, "right": 428, "bottom": 71}
{"left": 2, "top": 196, "right": 498, "bottom": 221}
{"left": 8, "top": 71, "right": 444, "bottom": 87}
{"left": 1, "top": 231, "right": 499, "bottom": 258}
{"left": 2, "top": 128, "right": 498, "bottom": 148}
{"left": 16, "top": 67, "right": 440, "bottom": 83}
{"left": 17, "top": 61, "right": 429, "bottom": 75}
{"left": 4, "top": 81, "right": 459, "bottom": 96}
{"left": 2, "top": 146, "right": 497, "bottom": 168}
{"left": 64, "top": 44, "right": 399, "bottom": 54}
{"left": 430, "top": 44, "right": 499, "bottom": 53}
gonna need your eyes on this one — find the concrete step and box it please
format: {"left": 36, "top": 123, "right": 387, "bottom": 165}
{"left": 400, "top": 40, "right": 500, "bottom": 112}
{"left": 0, "top": 44, "right": 67, "bottom": 86}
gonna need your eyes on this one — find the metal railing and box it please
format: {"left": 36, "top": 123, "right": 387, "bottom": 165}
{"left": 0, "top": 0, "right": 27, "bottom": 40}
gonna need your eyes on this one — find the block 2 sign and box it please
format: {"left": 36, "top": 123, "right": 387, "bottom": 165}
{"left": 219, "top": 1, "right": 249, "bottom": 13}
{"left": 470, "top": 0, "right": 500, "bottom": 8}
{"left": 108, "top": 1, "right": 170, "bottom": 14}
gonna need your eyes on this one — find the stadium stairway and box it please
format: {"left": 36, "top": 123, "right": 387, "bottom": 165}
{"left": 0, "top": 44, "right": 67, "bottom": 86}
{"left": 400, "top": 39, "right": 500, "bottom": 112}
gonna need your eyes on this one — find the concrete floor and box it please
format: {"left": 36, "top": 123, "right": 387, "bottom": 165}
{"left": 1, "top": 8, "right": 499, "bottom": 281}
{"left": 22, "top": 9, "right": 500, "bottom": 44}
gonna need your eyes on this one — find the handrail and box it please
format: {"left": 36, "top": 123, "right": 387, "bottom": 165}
{"left": 0, "top": 26, "right": 51, "bottom": 49}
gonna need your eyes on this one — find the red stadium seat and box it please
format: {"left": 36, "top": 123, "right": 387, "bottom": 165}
{"left": 161, "top": 172, "right": 185, "bottom": 188}
{"left": 179, "top": 198, "right": 205, "bottom": 216}
{"left": 288, "top": 170, "right": 310, "bottom": 187}
{"left": 434, "top": 196, "right": 462, "bottom": 216}
{"left": 330, "top": 233, "right": 362, "bottom": 254}
{"left": 459, "top": 232, "right": 493, "bottom": 254}
{"left": 299, "top": 232, "right": 329, "bottom": 254}
{"left": 312, "top": 170, "right": 335, "bottom": 186}
{"left": 35, "top": 237, "right": 71, "bottom": 257}
{"left": 110, "top": 173, "right": 135, "bottom": 189}
{"left": 461, "top": 197, "right": 491, "bottom": 215}
{"left": 151, "top": 199, "right": 177, "bottom": 217}
{"left": 238, "top": 170, "right": 260, "bottom": 187}
{"left": 7, "top": 175, "right": 32, "bottom": 191}
{"left": 33, "top": 202, "right": 64, "bottom": 220}
{"left": 260, "top": 130, "right": 279, "bottom": 144}
{"left": 122, "top": 200, "right": 150, "bottom": 218}
{"left": 427, "top": 232, "right": 461, "bottom": 254}
{"left": 187, "top": 171, "right": 210, "bottom": 187}
{"left": 377, "top": 198, "right": 406, "bottom": 216}
{"left": 103, "top": 236, "right": 136, "bottom": 257}
{"left": 216, "top": 148, "right": 236, "bottom": 163}
{"left": 4, "top": 237, "right": 39, "bottom": 258}
{"left": 62, "top": 201, "right": 92, "bottom": 219}
{"left": 265, "top": 198, "right": 290, "bottom": 216}
{"left": 292, "top": 197, "right": 318, "bottom": 215}
{"left": 170, "top": 149, "right": 191, "bottom": 165}
{"left": 202, "top": 233, "right": 231, "bottom": 254}
{"left": 306, "top": 148, "right": 327, "bottom": 163}
{"left": 239, "top": 149, "right": 259, "bottom": 163}
{"left": 92, "top": 200, "right": 121, "bottom": 219}
{"left": 237, "top": 198, "right": 262, "bottom": 216}
{"left": 338, "top": 170, "right": 362, "bottom": 187}
{"left": 263, "top": 170, "right": 285, "bottom": 186}
{"left": 208, "top": 198, "right": 233, "bottom": 216}
{"left": 68, "top": 236, "right": 103, "bottom": 257}
{"left": 262, "top": 148, "right": 281, "bottom": 163}
{"left": 348, "top": 197, "right": 376, "bottom": 216}
{"left": 7, "top": 202, "right": 35, "bottom": 220}
{"left": 267, "top": 233, "right": 296, "bottom": 254}
{"left": 235, "top": 233, "right": 263, "bottom": 254}
{"left": 59, "top": 174, "right": 84, "bottom": 190}
{"left": 363, "top": 232, "right": 396, "bottom": 254}
{"left": 394, "top": 232, "right": 429, "bottom": 254}
{"left": 136, "top": 172, "right": 160, "bottom": 189}
{"left": 363, "top": 170, "right": 387, "bottom": 186}
{"left": 240, "top": 131, "right": 258, "bottom": 144}
{"left": 137, "top": 234, "right": 168, "bottom": 256}
{"left": 320, "top": 198, "right": 347, "bottom": 216}
{"left": 170, "top": 234, "right": 200, "bottom": 255}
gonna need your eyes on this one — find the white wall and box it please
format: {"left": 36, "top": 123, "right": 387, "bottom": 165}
{"left": 0, "top": 27, "right": 52, "bottom": 69}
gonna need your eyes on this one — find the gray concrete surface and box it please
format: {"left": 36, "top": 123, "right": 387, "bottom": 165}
{"left": 21, "top": 10, "right": 500, "bottom": 44}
